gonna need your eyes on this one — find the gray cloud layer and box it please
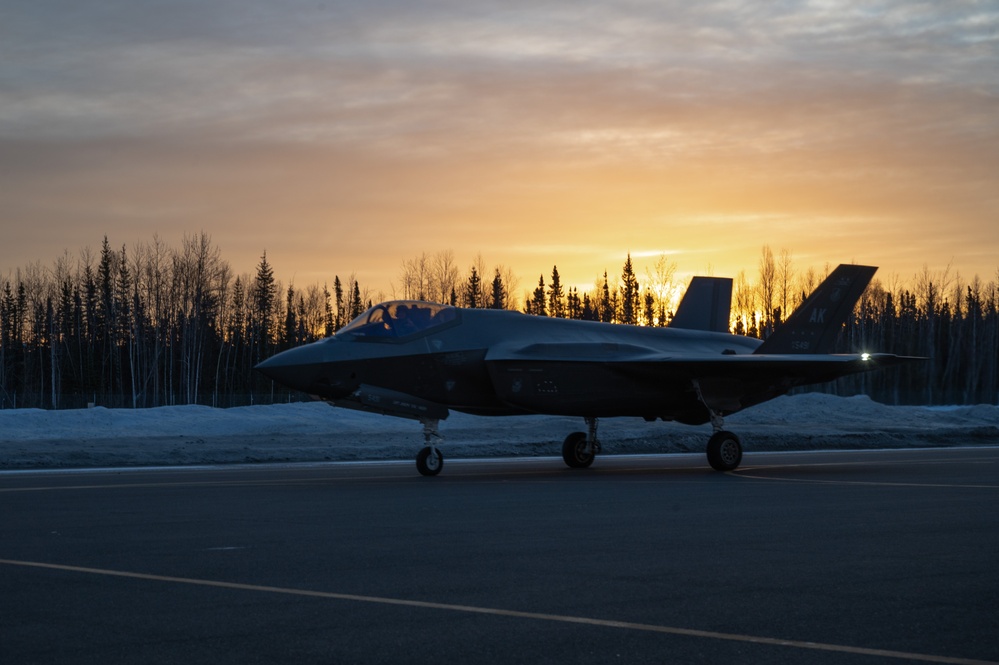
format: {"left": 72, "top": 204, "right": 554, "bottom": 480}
{"left": 2, "top": 1, "right": 997, "bottom": 285}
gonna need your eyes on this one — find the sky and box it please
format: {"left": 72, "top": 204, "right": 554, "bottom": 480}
{"left": 1, "top": 1, "right": 997, "bottom": 299}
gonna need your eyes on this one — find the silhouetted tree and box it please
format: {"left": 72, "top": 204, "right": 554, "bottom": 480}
{"left": 548, "top": 266, "right": 565, "bottom": 318}
{"left": 528, "top": 275, "right": 546, "bottom": 316}
{"left": 490, "top": 269, "right": 506, "bottom": 310}
{"left": 465, "top": 266, "right": 481, "bottom": 308}
{"left": 620, "top": 254, "right": 640, "bottom": 325}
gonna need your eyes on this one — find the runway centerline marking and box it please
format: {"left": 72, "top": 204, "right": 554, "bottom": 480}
{"left": 1, "top": 558, "right": 994, "bottom": 665}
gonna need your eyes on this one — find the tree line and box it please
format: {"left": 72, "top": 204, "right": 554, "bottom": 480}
{"left": 1, "top": 236, "right": 997, "bottom": 409}
{"left": 0, "top": 234, "right": 370, "bottom": 409}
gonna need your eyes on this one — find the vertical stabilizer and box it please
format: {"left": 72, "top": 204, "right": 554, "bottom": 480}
{"left": 670, "top": 277, "right": 733, "bottom": 333}
{"left": 755, "top": 264, "right": 877, "bottom": 355}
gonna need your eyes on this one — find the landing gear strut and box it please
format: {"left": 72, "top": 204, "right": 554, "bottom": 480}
{"left": 693, "top": 380, "right": 743, "bottom": 472}
{"left": 416, "top": 418, "right": 443, "bottom": 476}
{"left": 562, "top": 417, "right": 601, "bottom": 469}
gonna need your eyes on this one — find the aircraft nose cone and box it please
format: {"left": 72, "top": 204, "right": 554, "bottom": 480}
{"left": 255, "top": 345, "right": 322, "bottom": 392}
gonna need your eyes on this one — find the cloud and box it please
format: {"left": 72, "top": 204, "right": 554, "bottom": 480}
{"left": 1, "top": 1, "right": 996, "bottom": 288}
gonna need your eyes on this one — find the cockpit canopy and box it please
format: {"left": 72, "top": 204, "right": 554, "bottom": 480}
{"left": 337, "top": 300, "right": 458, "bottom": 340}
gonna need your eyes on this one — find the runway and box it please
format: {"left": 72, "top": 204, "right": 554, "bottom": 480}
{"left": 2, "top": 447, "right": 998, "bottom": 664}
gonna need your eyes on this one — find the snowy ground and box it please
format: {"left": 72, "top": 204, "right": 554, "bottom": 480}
{"left": 1, "top": 393, "right": 998, "bottom": 469}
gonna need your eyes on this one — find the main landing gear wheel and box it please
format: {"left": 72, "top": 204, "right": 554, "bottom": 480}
{"left": 562, "top": 432, "right": 594, "bottom": 469}
{"left": 706, "top": 430, "right": 742, "bottom": 471}
{"left": 416, "top": 446, "right": 443, "bottom": 476}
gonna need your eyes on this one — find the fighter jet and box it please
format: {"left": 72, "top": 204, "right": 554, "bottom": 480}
{"left": 256, "top": 264, "right": 916, "bottom": 476}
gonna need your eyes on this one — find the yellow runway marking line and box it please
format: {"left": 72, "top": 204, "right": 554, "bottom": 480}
{"left": 1, "top": 558, "right": 995, "bottom": 665}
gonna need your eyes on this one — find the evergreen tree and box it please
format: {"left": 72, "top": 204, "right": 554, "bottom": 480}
{"left": 283, "top": 285, "right": 297, "bottom": 349}
{"left": 581, "top": 293, "right": 596, "bottom": 321}
{"left": 349, "top": 280, "right": 363, "bottom": 320}
{"left": 620, "top": 253, "right": 640, "bottom": 325}
{"left": 566, "top": 286, "right": 582, "bottom": 319}
{"left": 0, "top": 281, "right": 13, "bottom": 404}
{"left": 465, "top": 266, "right": 481, "bottom": 308}
{"left": 252, "top": 251, "right": 276, "bottom": 363}
{"left": 333, "top": 276, "right": 344, "bottom": 330}
{"left": 599, "top": 272, "right": 613, "bottom": 323}
{"left": 548, "top": 266, "right": 565, "bottom": 318}
{"left": 643, "top": 289, "right": 655, "bottom": 327}
{"left": 322, "top": 283, "right": 335, "bottom": 337}
{"left": 490, "top": 269, "right": 506, "bottom": 310}
{"left": 529, "top": 275, "right": 547, "bottom": 316}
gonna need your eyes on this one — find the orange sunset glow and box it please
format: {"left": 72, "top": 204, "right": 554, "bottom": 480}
{"left": 2, "top": 2, "right": 997, "bottom": 299}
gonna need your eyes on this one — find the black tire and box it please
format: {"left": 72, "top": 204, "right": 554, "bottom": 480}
{"left": 706, "top": 431, "right": 742, "bottom": 471}
{"left": 562, "top": 432, "right": 594, "bottom": 469}
{"left": 416, "top": 446, "right": 443, "bottom": 476}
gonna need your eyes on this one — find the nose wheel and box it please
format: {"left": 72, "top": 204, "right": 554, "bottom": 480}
{"left": 416, "top": 418, "right": 444, "bottom": 476}
{"left": 416, "top": 445, "right": 443, "bottom": 476}
{"left": 562, "top": 417, "right": 600, "bottom": 469}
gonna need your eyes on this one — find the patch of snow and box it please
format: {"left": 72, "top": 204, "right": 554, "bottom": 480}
{"left": 1, "top": 394, "right": 997, "bottom": 469}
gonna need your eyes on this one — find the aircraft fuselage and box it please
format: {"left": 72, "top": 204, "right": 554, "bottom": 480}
{"left": 257, "top": 304, "right": 762, "bottom": 423}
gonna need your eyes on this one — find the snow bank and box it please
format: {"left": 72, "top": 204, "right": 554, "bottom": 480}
{"left": 1, "top": 394, "right": 997, "bottom": 469}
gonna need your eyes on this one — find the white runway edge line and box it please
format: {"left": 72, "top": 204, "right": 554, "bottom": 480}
{"left": 1, "top": 559, "right": 994, "bottom": 665}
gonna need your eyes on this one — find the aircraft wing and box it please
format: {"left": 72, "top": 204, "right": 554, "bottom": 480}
{"left": 484, "top": 343, "right": 918, "bottom": 420}
{"left": 486, "top": 343, "right": 912, "bottom": 380}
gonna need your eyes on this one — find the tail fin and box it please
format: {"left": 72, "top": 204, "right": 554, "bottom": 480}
{"left": 755, "top": 264, "right": 877, "bottom": 355}
{"left": 670, "top": 277, "right": 733, "bottom": 333}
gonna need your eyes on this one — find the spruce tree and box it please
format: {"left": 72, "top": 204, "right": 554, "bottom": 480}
{"left": 581, "top": 293, "right": 595, "bottom": 321}
{"left": 548, "top": 266, "right": 565, "bottom": 318}
{"left": 465, "top": 266, "right": 481, "bottom": 308}
{"left": 490, "top": 269, "right": 506, "bottom": 309}
{"left": 283, "top": 285, "right": 297, "bottom": 349}
{"left": 530, "top": 275, "right": 547, "bottom": 316}
{"left": 599, "top": 272, "right": 612, "bottom": 323}
{"left": 620, "top": 253, "right": 639, "bottom": 325}
{"left": 333, "top": 276, "right": 344, "bottom": 330}
{"left": 349, "top": 280, "right": 363, "bottom": 320}
{"left": 322, "top": 284, "right": 335, "bottom": 337}
{"left": 252, "top": 251, "right": 276, "bottom": 362}
{"left": 567, "top": 287, "right": 581, "bottom": 319}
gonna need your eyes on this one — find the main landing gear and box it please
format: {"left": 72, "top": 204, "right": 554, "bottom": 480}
{"left": 562, "top": 417, "right": 601, "bottom": 469}
{"left": 706, "top": 428, "right": 742, "bottom": 471}
{"left": 415, "top": 417, "right": 444, "bottom": 476}
{"left": 694, "top": 379, "right": 743, "bottom": 471}
{"left": 559, "top": 415, "right": 743, "bottom": 472}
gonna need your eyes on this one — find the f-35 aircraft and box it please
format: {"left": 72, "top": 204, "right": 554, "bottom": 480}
{"left": 256, "top": 264, "right": 915, "bottom": 476}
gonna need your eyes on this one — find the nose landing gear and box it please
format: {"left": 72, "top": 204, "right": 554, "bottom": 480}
{"left": 416, "top": 418, "right": 444, "bottom": 476}
{"left": 562, "top": 417, "right": 601, "bottom": 469}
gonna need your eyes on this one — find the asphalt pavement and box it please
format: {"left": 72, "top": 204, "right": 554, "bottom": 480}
{"left": 2, "top": 447, "right": 998, "bottom": 664}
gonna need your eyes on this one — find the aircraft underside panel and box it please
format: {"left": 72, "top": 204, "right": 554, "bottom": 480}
{"left": 486, "top": 360, "right": 728, "bottom": 420}
{"left": 482, "top": 356, "right": 880, "bottom": 420}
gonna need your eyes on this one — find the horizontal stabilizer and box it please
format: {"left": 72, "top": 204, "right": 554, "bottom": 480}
{"left": 670, "top": 277, "right": 733, "bottom": 333}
